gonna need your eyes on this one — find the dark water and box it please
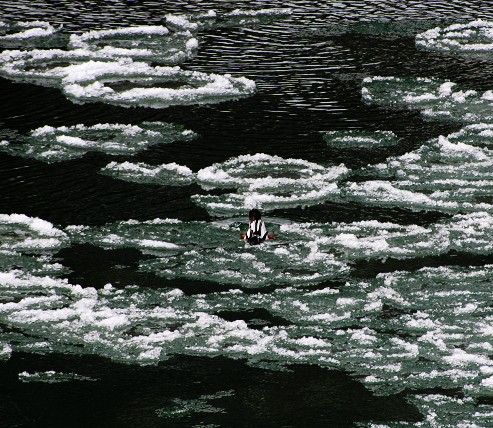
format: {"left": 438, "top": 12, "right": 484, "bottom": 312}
{"left": 2, "top": 1, "right": 493, "bottom": 426}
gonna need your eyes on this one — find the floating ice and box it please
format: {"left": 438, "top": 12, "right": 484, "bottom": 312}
{"left": 344, "top": 128, "right": 493, "bottom": 214}
{"left": 2, "top": 264, "right": 493, "bottom": 424}
{"left": 0, "top": 19, "right": 256, "bottom": 108}
{"left": 324, "top": 130, "right": 400, "bottom": 149}
{"left": 65, "top": 211, "right": 493, "bottom": 289}
{"left": 65, "top": 217, "right": 349, "bottom": 287}
{"left": 416, "top": 20, "right": 493, "bottom": 57}
{"left": 362, "top": 75, "right": 493, "bottom": 123}
{"left": 140, "top": 242, "right": 348, "bottom": 287}
{"left": 0, "top": 214, "right": 69, "bottom": 276}
{"left": 193, "top": 153, "right": 348, "bottom": 215}
{"left": 165, "top": 8, "right": 292, "bottom": 31}
{"left": 0, "top": 213, "right": 68, "bottom": 252}
{"left": 69, "top": 25, "right": 198, "bottom": 64}
{"left": 0, "top": 341, "right": 12, "bottom": 361}
{"left": 0, "top": 122, "right": 196, "bottom": 163}
{"left": 66, "top": 218, "right": 227, "bottom": 255}
{"left": 0, "top": 48, "right": 121, "bottom": 87}
{"left": 18, "top": 370, "right": 97, "bottom": 383}
{"left": 100, "top": 161, "right": 195, "bottom": 186}
{"left": 0, "top": 21, "right": 66, "bottom": 48}
{"left": 61, "top": 59, "right": 256, "bottom": 109}
{"left": 156, "top": 390, "right": 234, "bottom": 419}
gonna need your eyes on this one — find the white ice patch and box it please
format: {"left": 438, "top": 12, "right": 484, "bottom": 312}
{"left": 69, "top": 25, "right": 197, "bottom": 64}
{"left": 0, "top": 214, "right": 69, "bottom": 276}
{"left": 362, "top": 75, "right": 493, "bottom": 123}
{"left": 61, "top": 59, "right": 255, "bottom": 109}
{"left": 100, "top": 161, "right": 195, "bottom": 186}
{"left": 417, "top": 20, "right": 493, "bottom": 57}
{"left": 324, "top": 130, "right": 400, "bottom": 149}
{"left": 18, "top": 370, "right": 97, "bottom": 383}
{"left": 0, "top": 19, "right": 256, "bottom": 109}
{"left": 344, "top": 126, "right": 493, "bottom": 214}
{"left": 0, "top": 121, "right": 196, "bottom": 163}
{"left": 193, "top": 153, "right": 348, "bottom": 215}
{"left": 0, "top": 21, "right": 64, "bottom": 48}
{"left": 65, "top": 212, "right": 493, "bottom": 290}
{"left": 2, "top": 264, "right": 493, "bottom": 424}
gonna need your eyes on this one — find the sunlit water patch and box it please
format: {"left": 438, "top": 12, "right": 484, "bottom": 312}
{"left": 0, "top": 121, "right": 196, "bottom": 163}
{"left": 100, "top": 161, "right": 195, "bottom": 186}
{"left": 416, "top": 19, "right": 493, "bottom": 58}
{"left": 324, "top": 130, "right": 400, "bottom": 149}
{"left": 362, "top": 75, "right": 493, "bottom": 123}
{"left": 192, "top": 153, "right": 349, "bottom": 216}
{"left": 345, "top": 128, "right": 493, "bottom": 214}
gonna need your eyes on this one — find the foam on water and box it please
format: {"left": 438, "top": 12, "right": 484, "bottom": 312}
{"left": 0, "top": 121, "right": 196, "bottom": 163}
{"left": 417, "top": 19, "right": 493, "bottom": 57}
{"left": 362, "top": 75, "right": 493, "bottom": 123}
{"left": 344, "top": 127, "right": 493, "bottom": 214}
{"left": 324, "top": 130, "right": 400, "bottom": 149}
{"left": 192, "top": 153, "right": 348, "bottom": 216}
{"left": 100, "top": 161, "right": 195, "bottom": 186}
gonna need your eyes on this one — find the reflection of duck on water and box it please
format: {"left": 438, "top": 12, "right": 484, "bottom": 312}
{"left": 242, "top": 208, "right": 268, "bottom": 246}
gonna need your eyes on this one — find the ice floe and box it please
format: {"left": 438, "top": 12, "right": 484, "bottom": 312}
{"left": 18, "top": 370, "right": 97, "bottom": 383}
{"left": 416, "top": 19, "right": 493, "bottom": 57}
{"left": 344, "top": 127, "right": 493, "bottom": 214}
{"left": 193, "top": 153, "right": 349, "bottom": 215}
{"left": 0, "top": 16, "right": 257, "bottom": 108}
{"left": 100, "top": 161, "right": 195, "bottom": 186}
{"left": 0, "top": 213, "right": 68, "bottom": 252}
{"left": 1, "top": 264, "right": 493, "bottom": 424}
{"left": 324, "top": 130, "right": 400, "bottom": 149}
{"left": 0, "top": 214, "right": 69, "bottom": 276}
{"left": 362, "top": 75, "right": 493, "bottom": 123}
{"left": 65, "top": 212, "right": 493, "bottom": 288}
{"left": 61, "top": 59, "right": 255, "bottom": 108}
{"left": 0, "top": 122, "right": 196, "bottom": 163}
{"left": 165, "top": 8, "right": 292, "bottom": 31}
{"left": 0, "top": 20, "right": 66, "bottom": 48}
{"left": 69, "top": 25, "right": 198, "bottom": 64}
{"left": 65, "top": 217, "right": 349, "bottom": 287}
{"left": 156, "top": 390, "right": 234, "bottom": 419}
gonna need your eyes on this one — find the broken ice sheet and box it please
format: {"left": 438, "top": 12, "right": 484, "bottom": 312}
{"left": 0, "top": 122, "right": 196, "bottom": 163}
{"left": 193, "top": 153, "right": 348, "bottom": 216}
